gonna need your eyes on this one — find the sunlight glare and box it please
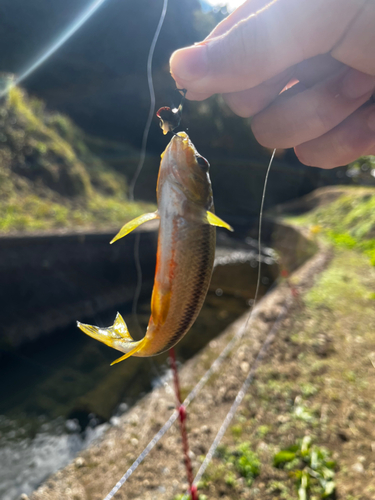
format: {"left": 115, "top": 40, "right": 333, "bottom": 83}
{"left": 203, "top": 0, "right": 246, "bottom": 13}
{"left": 0, "top": 0, "right": 108, "bottom": 98}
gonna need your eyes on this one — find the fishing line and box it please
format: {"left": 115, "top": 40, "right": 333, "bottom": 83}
{"left": 190, "top": 148, "right": 277, "bottom": 487}
{"left": 0, "top": 0, "right": 109, "bottom": 98}
{"left": 246, "top": 148, "right": 276, "bottom": 318}
{"left": 128, "top": 0, "right": 168, "bottom": 201}
{"left": 128, "top": 0, "right": 168, "bottom": 383}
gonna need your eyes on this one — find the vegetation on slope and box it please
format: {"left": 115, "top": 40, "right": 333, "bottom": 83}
{"left": 287, "top": 186, "right": 375, "bottom": 266}
{"left": 0, "top": 86, "right": 154, "bottom": 233}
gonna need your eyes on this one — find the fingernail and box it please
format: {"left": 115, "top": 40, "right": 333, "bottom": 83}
{"left": 341, "top": 69, "right": 375, "bottom": 99}
{"left": 170, "top": 45, "right": 208, "bottom": 82}
{"left": 368, "top": 107, "right": 375, "bottom": 132}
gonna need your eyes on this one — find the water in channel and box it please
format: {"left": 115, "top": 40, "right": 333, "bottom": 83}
{"left": 0, "top": 240, "right": 278, "bottom": 500}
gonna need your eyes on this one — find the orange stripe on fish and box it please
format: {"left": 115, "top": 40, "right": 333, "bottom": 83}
{"left": 77, "top": 132, "right": 233, "bottom": 364}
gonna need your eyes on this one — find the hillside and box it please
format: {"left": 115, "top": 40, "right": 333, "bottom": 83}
{"left": 0, "top": 86, "right": 154, "bottom": 233}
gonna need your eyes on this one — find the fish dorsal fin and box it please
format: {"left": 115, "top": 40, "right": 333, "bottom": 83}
{"left": 206, "top": 211, "right": 233, "bottom": 231}
{"left": 110, "top": 212, "right": 159, "bottom": 244}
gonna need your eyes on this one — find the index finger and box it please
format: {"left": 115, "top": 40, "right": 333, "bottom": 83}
{"left": 170, "top": 0, "right": 366, "bottom": 96}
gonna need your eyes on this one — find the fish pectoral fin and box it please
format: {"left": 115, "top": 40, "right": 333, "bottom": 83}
{"left": 205, "top": 211, "right": 233, "bottom": 232}
{"left": 110, "top": 212, "right": 159, "bottom": 244}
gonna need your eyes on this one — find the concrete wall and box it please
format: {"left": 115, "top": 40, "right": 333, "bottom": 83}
{"left": 0, "top": 225, "right": 158, "bottom": 347}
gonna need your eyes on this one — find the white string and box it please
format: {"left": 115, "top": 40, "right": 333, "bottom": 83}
{"left": 103, "top": 410, "right": 179, "bottom": 500}
{"left": 0, "top": 0, "right": 108, "bottom": 98}
{"left": 193, "top": 299, "right": 289, "bottom": 487}
{"left": 128, "top": 0, "right": 168, "bottom": 201}
{"left": 191, "top": 148, "right": 276, "bottom": 486}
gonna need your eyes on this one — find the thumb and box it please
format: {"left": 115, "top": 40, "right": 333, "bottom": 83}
{"left": 170, "top": 0, "right": 363, "bottom": 96}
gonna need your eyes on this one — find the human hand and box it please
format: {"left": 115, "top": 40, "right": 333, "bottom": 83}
{"left": 170, "top": 0, "right": 375, "bottom": 168}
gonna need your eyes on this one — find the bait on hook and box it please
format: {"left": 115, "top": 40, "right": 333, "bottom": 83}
{"left": 156, "top": 88, "right": 187, "bottom": 134}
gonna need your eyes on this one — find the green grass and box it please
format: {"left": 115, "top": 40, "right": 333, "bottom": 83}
{"left": 274, "top": 436, "right": 336, "bottom": 499}
{"left": 0, "top": 193, "right": 154, "bottom": 233}
{"left": 0, "top": 86, "right": 156, "bottom": 233}
{"left": 290, "top": 186, "right": 375, "bottom": 266}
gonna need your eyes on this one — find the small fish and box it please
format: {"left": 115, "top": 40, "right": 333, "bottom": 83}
{"left": 77, "top": 132, "right": 232, "bottom": 365}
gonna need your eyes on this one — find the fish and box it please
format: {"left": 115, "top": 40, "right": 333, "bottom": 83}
{"left": 77, "top": 132, "right": 232, "bottom": 365}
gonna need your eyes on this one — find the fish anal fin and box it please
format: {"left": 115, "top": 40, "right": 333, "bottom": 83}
{"left": 151, "top": 286, "right": 171, "bottom": 326}
{"left": 110, "top": 212, "right": 159, "bottom": 244}
{"left": 206, "top": 211, "right": 233, "bottom": 232}
{"left": 110, "top": 338, "right": 147, "bottom": 365}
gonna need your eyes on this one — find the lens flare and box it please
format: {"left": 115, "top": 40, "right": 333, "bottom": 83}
{"left": 0, "top": 0, "right": 108, "bottom": 98}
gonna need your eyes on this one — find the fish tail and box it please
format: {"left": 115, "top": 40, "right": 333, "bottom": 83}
{"left": 77, "top": 312, "right": 146, "bottom": 365}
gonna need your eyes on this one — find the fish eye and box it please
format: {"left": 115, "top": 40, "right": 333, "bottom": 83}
{"left": 196, "top": 155, "right": 210, "bottom": 169}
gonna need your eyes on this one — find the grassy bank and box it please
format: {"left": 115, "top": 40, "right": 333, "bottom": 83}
{"left": 195, "top": 188, "right": 375, "bottom": 500}
{"left": 0, "top": 86, "right": 155, "bottom": 234}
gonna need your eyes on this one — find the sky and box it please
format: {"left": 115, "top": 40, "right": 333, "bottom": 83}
{"left": 201, "top": 0, "right": 246, "bottom": 13}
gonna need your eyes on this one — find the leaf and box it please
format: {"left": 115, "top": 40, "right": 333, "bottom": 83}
{"left": 273, "top": 451, "right": 297, "bottom": 467}
{"left": 322, "top": 481, "right": 336, "bottom": 497}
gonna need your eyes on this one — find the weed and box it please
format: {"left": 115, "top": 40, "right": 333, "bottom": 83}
{"left": 224, "top": 471, "right": 237, "bottom": 487}
{"left": 274, "top": 436, "right": 336, "bottom": 499}
{"left": 300, "top": 383, "right": 318, "bottom": 398}
{"left": 257, "top": 425, "right": 271, "bottom": 438}
{"left": 234, "top": 442, "right": 261, "bottom": 485}
{"left": 231, "top": 424, "right": 243, "bottom": 438}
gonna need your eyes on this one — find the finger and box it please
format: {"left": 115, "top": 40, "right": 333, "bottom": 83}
{"left": 170, "top": 0, "right": 365, "bottom": 95}
{"left": 223, "top": 68, "right": 295, "bottom": 117}
{"left": 205, "top": 0, "right": 272, "bottom": 39}
{"left": 251, "top": 68, "right": 375, "bottom": 148}
{"left": 294, "top": 54, "right": 344, "bottom": 87}
{"left": 222, "top": 54, "right": 344, "bottom": 118}
{"left": 184, "top": 90, "right": 212, "bottom": 101}
{"left": 332, "top": 1, "right": 375, "bottom": 76}
{"left": 295, "top": 102, "right": 375, "bottom": 169}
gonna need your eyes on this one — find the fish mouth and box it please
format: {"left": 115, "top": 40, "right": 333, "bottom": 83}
{"left": 169, "top": 131, "right": 197, "bottom": 164}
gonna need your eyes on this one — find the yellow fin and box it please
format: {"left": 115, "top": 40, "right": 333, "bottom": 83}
{"left": 77, "top": 312, "right": 146, "bottom": 365}
{"left": 110, "top": 338, "right": 147, "bottom": 365}
{"left": 77, "top": 312, "right": 132, "bottom": 348}
{"left": 206, "top": 211, "right": 233, "bottom": 232}
{"left": 110, "top": 212, "right": 159, "bottom": 244}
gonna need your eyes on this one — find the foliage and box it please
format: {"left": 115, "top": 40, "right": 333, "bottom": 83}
{"left": 346, "top": 155, "right": 375, "bottom": 185}
{"left": 274, "top": 436, "right": 336, "bottom": 499}
{"left": 303, "top": 187, "right": 375, "bottom": 266}
{"left": 215, "top": 442, "right": 260, "bottom": 486}
{"left": 0, "top": 86, "right": 154, "bottom": 233}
